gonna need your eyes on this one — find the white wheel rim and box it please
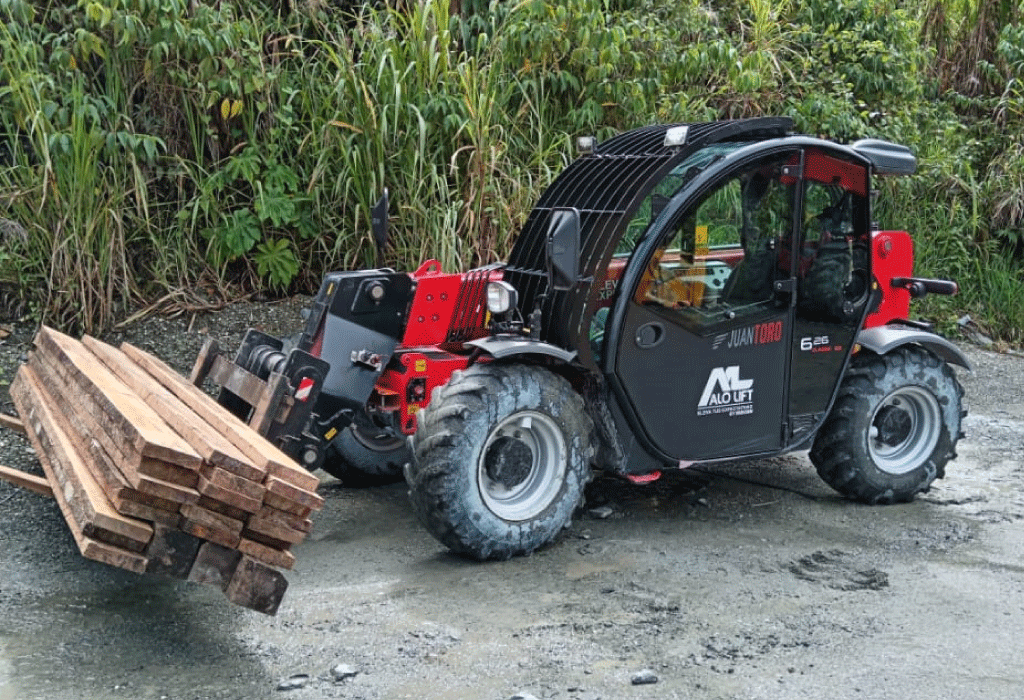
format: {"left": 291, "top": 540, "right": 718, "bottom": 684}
{"left": 868, "top": 386, "right": 942, "bottom": 475}
{"left": 477, "top": 410, "right": 567, "bottom": 521}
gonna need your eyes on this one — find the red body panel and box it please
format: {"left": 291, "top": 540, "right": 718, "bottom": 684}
{"left": 370, "top": 261, "right": 501, "bottom": 435}
{"left": 373, "top": 350, "right": 474, "bottom": 434}
{"left": 401, "top": 260, "right": 501, "bottom": 348}
{"left": 865, "top": 230, "right": 913, "bottom": 328}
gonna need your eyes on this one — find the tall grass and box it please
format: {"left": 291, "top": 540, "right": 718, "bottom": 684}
{"left": 0, "top": 0, "right": 1022, "bottom": 345}
{"left": 0, "top": 17, "right": 159, "bottom": 332}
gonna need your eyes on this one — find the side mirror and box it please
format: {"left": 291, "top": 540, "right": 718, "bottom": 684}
{"left": 371, "top": 189, "right": 389, "bottom": 268}
{"left": 546, "top": 208, "right": 581, "bottom": 291}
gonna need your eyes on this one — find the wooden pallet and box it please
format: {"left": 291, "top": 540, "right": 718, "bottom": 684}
{"left": 3, "top": 326, "right": 323, "bottom": 615}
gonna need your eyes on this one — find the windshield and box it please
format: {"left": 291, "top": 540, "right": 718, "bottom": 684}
{"left": 616, "top": 142, "right": 750, "bottom": 256}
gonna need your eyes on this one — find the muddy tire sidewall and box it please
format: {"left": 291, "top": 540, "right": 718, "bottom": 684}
{"left": 321, "top": 421, "right": 409, "bottom": 486}
{"left": 810, "top": 346, "right": 964, "bottom": 504}
{"left": 408, "top": 363, "right": 593, "bottom": 560}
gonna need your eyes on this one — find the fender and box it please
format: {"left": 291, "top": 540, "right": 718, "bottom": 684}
{"left": 856, "top": 325, "right": 972, "bottom": 370}
{"left": 465, "top": 337, "right": 578, "bottom": 364}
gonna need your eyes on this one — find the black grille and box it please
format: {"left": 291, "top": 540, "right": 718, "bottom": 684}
{"left": 446, "top": 264, "right": 503, "bottom": 345}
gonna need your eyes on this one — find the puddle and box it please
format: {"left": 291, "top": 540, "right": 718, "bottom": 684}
{"left": 0, "top": 586, "right": 275, "bottom": 700}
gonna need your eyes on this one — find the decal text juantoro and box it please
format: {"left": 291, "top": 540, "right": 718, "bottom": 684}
{"left": 697, "top": 366, "right": 754, "bottom": 417}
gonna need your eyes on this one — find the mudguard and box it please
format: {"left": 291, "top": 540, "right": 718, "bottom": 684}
{"left": 856, "top": 326, "right": 972, "bottom": 370}
{"left": 464, "top": 337, "right": 578, "bottom": 364}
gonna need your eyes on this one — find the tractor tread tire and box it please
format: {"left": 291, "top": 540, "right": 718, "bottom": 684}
{"left": 321, "top": 424, "right": 409, "bottom": 487}
{"left": 407, "top": 364, "right": 594, "bottom": 561}
{"left": 799, "top": 244, "right": 868, "bottom": 322}
{"left": 810, "top": 346, "right": 964, "bottom": 504}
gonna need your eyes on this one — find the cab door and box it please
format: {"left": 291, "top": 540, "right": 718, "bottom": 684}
{"left": 611, "top": 149, "right": 800, "bottom": 461}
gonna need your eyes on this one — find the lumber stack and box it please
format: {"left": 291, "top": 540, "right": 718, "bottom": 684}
{"left": 8, "top": 326, "right": 323, "bottom": 615}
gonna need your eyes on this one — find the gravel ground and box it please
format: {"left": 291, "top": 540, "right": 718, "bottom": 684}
{"left": 1, "top": 302, "right": 1023, "bottom": 700}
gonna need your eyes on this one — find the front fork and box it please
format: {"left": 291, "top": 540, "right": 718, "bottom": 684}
{"left": 191, "top": 330, "right": 339, "bottom": 471}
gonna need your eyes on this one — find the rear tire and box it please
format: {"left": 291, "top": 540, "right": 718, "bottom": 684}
{"left": 798, "top": 243, "right": 869, "bottom": 322}
{"left": 320, "top": 419, "right": 409, "bottom": 486}
{"left": 407, "top": 364, "right": 594, "bottom": 560}
{"left": 810, "top": 346, "right": 964, "bottom": 504}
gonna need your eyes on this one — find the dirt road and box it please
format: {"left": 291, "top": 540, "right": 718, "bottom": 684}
{"left": 1, "top": 304, "right": 1022, "bottom": 700}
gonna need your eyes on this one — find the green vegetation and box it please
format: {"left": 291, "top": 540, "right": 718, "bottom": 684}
{"left": 0, "top": 0, "right": 1022, "bottom": 343}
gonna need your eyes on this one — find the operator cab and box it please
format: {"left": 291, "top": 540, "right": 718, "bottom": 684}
{"left": 606, "top": 142, "right": 872, "bottom": 462}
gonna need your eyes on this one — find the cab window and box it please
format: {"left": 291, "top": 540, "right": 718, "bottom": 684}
{"left": 634, "top": 152, "right": 796, "bottom": 329}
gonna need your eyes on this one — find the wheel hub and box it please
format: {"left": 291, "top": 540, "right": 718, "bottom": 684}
{"left": 484, "top": 436, "right": 533, "bottom": 489}
{"left": 874, "top": 403, "right": 913, "bottom": 447}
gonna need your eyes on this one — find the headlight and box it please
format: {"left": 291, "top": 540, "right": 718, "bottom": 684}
{"left": 486, "top": 281, "right": 518, "bottom": 314}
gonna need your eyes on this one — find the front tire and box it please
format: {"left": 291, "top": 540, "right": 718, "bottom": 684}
{"left": 810, "top": 346, "right": 964, "bottom": 504}
{"left": 320, "top": 418, "right": 409, "bottom": 486}
{"left": 407, "top": 364, "right": 594, "bottom": 560}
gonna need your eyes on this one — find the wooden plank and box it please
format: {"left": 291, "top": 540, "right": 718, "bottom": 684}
{"left": 265, "top": 475, "right": 324, "bottom": 511}
{"left": 27, "top": 354, "right": 185, "bottom": 518}
{"left": 224, "top": 555, "right": 289, "bottom": 615}
{"left": 256, "top": 504, "right": 313, "bottom": 533}
{"left": 241, "top": 528, "right": 292, "bottom": 551}
{"left": 35, "top": 327, "right": 203, "bottom": 470}
{"left": 12, "top": 367, "right": 153, "bottom": 548}
{"left": 263, "top": 457, "right": 321, "bottom": 498}
{"left": 0, "top": 463, "right": 54, "bottom": 497}
{"left": 28, "top": 353, "right": 199, "bottom": 507}
{"left": 263, "top": 491, "right": 314, "bottom": 518}
{"left": 188, "top": 542, "right": 242, "bottom": 591}
{"left": 180, "top": 503, "right": 243, "bottom": 549}
{"left": 84, "top": 336, "right": 263, "bottom": 482}
{"left": 144, "top": 526, "right": 203, "bottom": 579}
{"left": 9, "top": 369, "right": 148, "bottom": 573}
{"left": 181, "top": 502, "right": 245, "bottom": 535}
{"left": 29, "top": 352, "right": 139, "bottom": 498}
{"left": 120, "top": 342, "right": 320, "bottom": 491}
{"left": 181, "top": 520, "right": 239, "bottom": 549}
{"left": 197, "top": 473, "right": 262, "bottom": 514}
{"left": 238, "top": 537, "right": 296, "bottom": 570}
{"left": 118, "top": 499, "right": 182, "bottom": 529}
{"left": 27, "top": 346, "right": 199, "bottom": 508}
{"left": 76, "top": 533, "right": 148, "bottom": 573}
{"left": 137, "top": 457, "right": 199, "bottom": 489}
{"left": 13, "top": 369, "right": 153, "bottom": 550}
{"left": 200, "top": 464, "right": 266, "bottom": 503}
{"left": 244, "top": 514, "right": 307, "bottom": 546}
{"left": 0, "top": 412, "right": 24, "bottom": 434}
{"left": 198, "top": 495, "right": 247, "bottom": 522}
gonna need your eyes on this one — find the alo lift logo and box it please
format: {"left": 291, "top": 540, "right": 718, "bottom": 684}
{"left": 697, "top": 366, "right": 754, "bottom": 417}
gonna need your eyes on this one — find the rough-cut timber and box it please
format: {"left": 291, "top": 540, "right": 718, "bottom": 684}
{"left": 4, "top": 327, "right": 326, "bottom": 614}
{"left": 36, "top": 328, "right": 203, "bottom": 471}
{"left": 9, "top": 368, "right": 150, "bottom": 571}
{"left": 0, "top": 412, "right": 24, "bottom": 434}
{"left": 28, "top": 350, "right": 202, "bottom": 507}
{"left": 188, "top": 542, "right": 242, "bottom": 591}
{"left": 144, "top": 526, "right": 204, "bottom": 579}
{"left": 13, "top": 367, "right": 154, "bottom": 548}
{"left": 84, "top": 337, "right": 263, "bottom": 484}
{"left": 0, "top": 463, "right": 53, "bottom": 497}
{"left": 225, "top": 555, "right": 289, "bottom": 616}
{"left": 238, "top": 537, "right": 297, "bottom": 570}
{"left": 120, "top": 342, "right": 311, "bottom": 487}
